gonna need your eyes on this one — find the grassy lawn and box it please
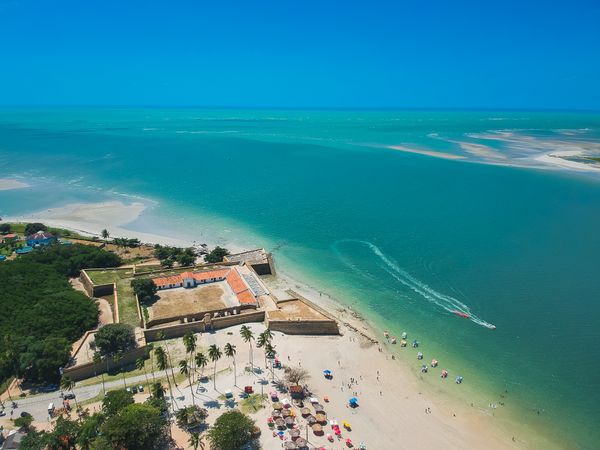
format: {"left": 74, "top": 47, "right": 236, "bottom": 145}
{"left": 116, "top": 278, "right": 141, "bottom": 327}
{"left": 87, "top": 268, "right": 132, "bottom": 285}
{"left": 239, "top": 394, "right": 267, "bottom": 414}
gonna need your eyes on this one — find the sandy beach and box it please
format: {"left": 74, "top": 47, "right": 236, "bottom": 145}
{"left": 1, "top": 200, "right": 559, "bottom": 448}
{"left": 0, "top": 178, "right": 30, "bottom": 191}
{"left": 4, "top": 200, "right": 249, "bottom": 252}
{"left": 534, "top": 150, "right": 600, "bottom": 172}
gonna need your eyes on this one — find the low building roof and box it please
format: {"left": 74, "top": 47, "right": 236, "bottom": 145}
{"left": 27, "top": 231, "right": 55, "bottom": 240}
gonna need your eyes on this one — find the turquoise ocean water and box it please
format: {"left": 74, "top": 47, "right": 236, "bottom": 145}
{"left": 1, "top": 108, "right": 599, "bottom": 448}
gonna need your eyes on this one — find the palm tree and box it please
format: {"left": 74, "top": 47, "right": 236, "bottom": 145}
{"left": 178, "top": 360, "right": 196, "bottom": 406}
{"left": 256, "top": 332, "right": 268, "bottom": 369}
{"left": 182, "top": 332, "right": 197, "bottom": 381}
{"left": 136, "top": 357, "right": 150, "bottom": 390}
{"left": 224, "top": 343, "right": 237, "bottom": 386}
{"left": 150, "top": 381, "right": 165, "bottom": 399}
{"left": 263, "top": 328, "right": 274, "bottom": 342}
{"left": 60, "top": 376, "right": 80, "bottom": 415}
{"left": 147, "top": 343, "right": 157, "bottom": 381}
{"left": 101, "top": 229, "right": 110, "bottom": 243}
{"left": 157, "top": 331, "right": 178, "bottom": 387}
{"left": 208, "top": 344, "right": 222, "bottom": 389}
{"left": 188, "top": 432, "right": 205, "bottom": 450}
{"left": 155, "top": 347, "right": 177, "bottom": 410}
{"left": 92, "top": 352, "right": 105, "bottom": 395}
{"left": 240, "top": 325, "right": 254, "bottom": 370}
{"left": 265, "top": 342, "right": 277, "bottom": 381}
{"left": 113, "top": 353, "right": 126, "bottom": 389}
{"left": 195, "top": 352, "right": 208, "bottom": 380}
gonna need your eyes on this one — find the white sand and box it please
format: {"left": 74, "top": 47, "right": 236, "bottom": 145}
{"left": 4, "top": 200, "right": 248, "bottom": 252}
{"left": 534, "top": 150, "right": 600, "bottom": 172}
{"left": 0, "top": 178, "right": 30, "bottom": 191}
{"left": 4, "top": 201, "right": 194, "bottom": 248}
{"left": 387, "top": 145, "right": 466, "bottom": 160}
{"left": 162, "top": 322, "right": 538, "bottom": 449}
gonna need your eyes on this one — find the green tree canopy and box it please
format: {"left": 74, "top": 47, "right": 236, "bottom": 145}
{"left": 98, "top": 403, "right": 168, "bottom": 450}
{"left": 22, "top": 243, "right": 122, "bottom": 277}
{"left": 204, "top": 246, "right": 229, "bottom": 264}
{"left": 94, "top": 324, "right": 136, "bottom": 356}
{"left": 102, "top": 389, "right": 134, "bottom": 417}
{"left": 25, "top": 222, "right": 48, "bottom": 235}
{"left": 207, "top": 409, "right": 256, "bottom": 450}
{"left": 131, "top": 278, "right": 157, "bottom": 303}
{"left": 0, "top": 223, "right": 11, "bottom": 234}
{"left": 175, "top": 405, "right": 208, "bottom": 430}
{"left": 0, "top": 260, "right": 98, "bottom": 384}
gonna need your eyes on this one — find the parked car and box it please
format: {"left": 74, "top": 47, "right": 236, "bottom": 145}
{"left": 20, "top": 411, "right": 32, "bottom": 418}
{"left": 63, "top": 393, "right": 76, "bottom": 400}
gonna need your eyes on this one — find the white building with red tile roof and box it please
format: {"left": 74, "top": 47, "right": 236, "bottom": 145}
{"left": 152, "top": 267, "right": 260, "bottom": 308}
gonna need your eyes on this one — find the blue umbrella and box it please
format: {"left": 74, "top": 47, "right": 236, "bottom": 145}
{"left": 323, "top": 370, "right": 332, "bottom": 375}
{"left": 349, "top": 397, "right": 358, "bottom": 404}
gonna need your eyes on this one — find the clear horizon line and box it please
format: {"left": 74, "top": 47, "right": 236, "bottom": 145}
{"left": 0, "top": 104, "right": 599, "bottom": 113}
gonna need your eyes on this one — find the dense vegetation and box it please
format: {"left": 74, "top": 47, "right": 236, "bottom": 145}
{"left": 205, "top": 246, "right": 229, "bottom": 264}
{"left": 94, "top": 324, "right": 137, "bottom": 356}
{"left": 112, "top": 237, "right": 142, "bottom": 248}
{"left": 0, "top": 261, "right": 98, "bottom": 383}
{"left": 131, "top": 278, "right": 157, "bottom": 303}
{"left": 153, "top": 244, "right": 196, "bottom": 267}
{"left": 23, "top": 243, "right": 122, "bottom": 277}
{"left": 0, "top": 240, "right": 122, "bottom": 384}
{"left": 207, "top": 409, "right": 257, "bottom": 450}
{"left": 24, "top": 222, "right": 48, "bottom": 235}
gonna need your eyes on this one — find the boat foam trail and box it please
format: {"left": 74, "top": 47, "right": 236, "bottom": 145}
{"left": 333, "top": 239, "right": 495, "bottom": 329}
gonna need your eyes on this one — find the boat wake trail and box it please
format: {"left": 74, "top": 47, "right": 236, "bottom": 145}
{"left": 333, "top": 239, "right": 495, "bottom": 329}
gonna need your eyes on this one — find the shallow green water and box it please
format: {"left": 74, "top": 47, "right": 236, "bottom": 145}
{"left": 1, "top": 108, "right": 599, "bottom": 448}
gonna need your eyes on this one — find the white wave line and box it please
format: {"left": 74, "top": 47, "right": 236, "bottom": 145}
{"left": 334, "top": 239, "right": 495, "bottom": 329}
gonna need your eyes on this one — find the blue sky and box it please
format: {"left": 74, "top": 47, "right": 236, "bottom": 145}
{"left": 0, "top": 0, "right": 599, "bottom": 109}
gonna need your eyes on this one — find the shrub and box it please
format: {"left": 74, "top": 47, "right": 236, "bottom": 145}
{"left": 94, "top": 324, "right": 136, "bottom": 356}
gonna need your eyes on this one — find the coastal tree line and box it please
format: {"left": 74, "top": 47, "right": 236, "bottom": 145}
{"left": 0, "top": 240, "right": 122, "bottom": 385}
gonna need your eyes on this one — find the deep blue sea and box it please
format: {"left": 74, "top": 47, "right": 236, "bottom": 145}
{"left": 1, "top": 108, "right": 600, "bottom": 448}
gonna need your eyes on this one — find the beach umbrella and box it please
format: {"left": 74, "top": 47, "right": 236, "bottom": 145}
{"left": 282, "top": 408, "right": 291, "bottom": 417}
{"left": 311, "top": 423, "right": 323, "bottom": 435}
{"left": 284, "top": 442, "right": 298, "bottom": 449}
{"left": 285, "top": 416, "right": 295, "bottom": 427}
{"left": 313, "top": 403, "right": 325, "bottom": 412}
{"left": 275, "top": 418, "right": 286, "bottom": 429}
{"left": 296, "top": 437, "right": 307, "bottom": 448}
{"left": 290, "top": 429, "right": 300, "bottom": 438}
{"left": 301, "top": 407, "right": 311, "bottom": 416}
{"left": 315, "top": 413, "right": 327, "bottom": 423}
{"left": 307, "top": 415, "right": 317, "bottom": 425}
{"left": 272, "top": 401, "right": 283, "bottom": 410}
{"left": 272, "top": 410, "right": 282, "bottom": 418}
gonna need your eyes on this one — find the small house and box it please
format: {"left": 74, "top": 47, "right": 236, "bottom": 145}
{"left": 26, "top": 231, "right": 56, "bottom": 247}
{"left": 0, "top": 233, "right": 18, "bottom": 244}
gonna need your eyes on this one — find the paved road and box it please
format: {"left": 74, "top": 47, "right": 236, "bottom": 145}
{"left": 2, "top": 373, "right": 150, "bottom": 422}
